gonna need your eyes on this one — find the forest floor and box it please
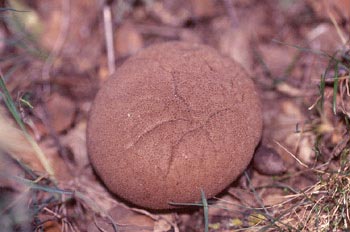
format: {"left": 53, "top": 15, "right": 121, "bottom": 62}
{"left": 0, "top": 0, "right": 350, "bottom": 231}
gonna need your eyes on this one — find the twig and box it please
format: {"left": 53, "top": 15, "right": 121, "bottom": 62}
{"left": 103, "top": 3, "right": 116, "bottom": 75}
{"left": 222, "top": 0, "right": 239, "bottom": 28}
{"left": 244, "top": 171, "right": 272, "bottom": 218}
{"left": 41, "top": 0, "right": 71, "bottom": 83}
{"left": 325, "top": 75, "right": 350, "bottom": 83}
{"left": 43, "top": 207, "right": 63, "bottom": 219}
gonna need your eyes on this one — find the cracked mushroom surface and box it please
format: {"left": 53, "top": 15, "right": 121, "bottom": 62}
{"left": 87, "top": 42, "right": 262, "bottom": 209}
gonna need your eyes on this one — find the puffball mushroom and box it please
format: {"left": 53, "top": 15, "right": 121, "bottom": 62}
{"left": 87, "top": 42, "right": 262, "bottom": 209}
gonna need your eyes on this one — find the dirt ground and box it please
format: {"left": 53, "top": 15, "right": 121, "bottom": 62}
{"left": 0, "top": 0, "right": 350, "bottom": 231}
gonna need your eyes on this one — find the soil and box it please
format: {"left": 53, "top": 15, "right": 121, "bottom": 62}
{"left": 0, "top": 0, "right": 349, "bottom": 231}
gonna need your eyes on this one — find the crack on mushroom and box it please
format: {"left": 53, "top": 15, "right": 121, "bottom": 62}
{"left": 157, "top": 61, "right": 172, "bottom": 73}
{"left": 205, "top": 107, "right": 233, "bottom": 125}
{"left": 164, "top": 107, "right": 234, "bottom": 177}
{"left": 131, "top": 57, "right": 154, "bottom": 63}
{"left": 170, "top": 71, "right": 193, "bottom": 113}
{"left": 177, "top": 47, "right": 201, "bottom": 53}
{"left": 202, "top": 127, "right": 217, "bottom": 150}
{"left": 165, "top": 125, "right": 218, "bottom": 178}
{"left": 241, "top": 93, "right": 245, "bottom": 102}
{"left": 156, "top": 62, "right": 195, "bottom": 115}
{"left": 230, "top": 78, "right": 234, "bottom": 90}
{"left": 203, "top": 59, "right": 216, "bottom": 72}
{"left": 166, "top": 127, "right": 201, "bottom": 177}
{"left": 125, "top": 118, "right": 191, "bottom": 151}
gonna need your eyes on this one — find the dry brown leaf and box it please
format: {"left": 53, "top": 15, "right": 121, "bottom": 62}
{"left": 308, "top": 0, "right": 350, "bottom": 23}
{"left": 179, "top": 29, "right": 202, "bottom": 43}
{"left": 257, "top": 44, "right": 297, "bottom": 78}
{"left": 87, "top": 205, "right": 154, "bottom": 232}
{"left": 45, "top": 93, "right": 75, "bottom": 133}
{"left": 190, "top": 0, "right": 216, "bottom": 18}
{"left": 115, "top": 21, "right": 144, "bottom": 57}
{"left": 154, "top": 218, "right": 173, "bottom": 232}
{"left": 38, "top": 0, "right": 103, "bottom": 72}
{"left": 306, "top": 24, "right": 344, "bottom": 53}
{"left": 209, "top": 194, "right": 242, "bottom": 216}
{"left": 268, "top": 100, "right": 317, "bottom": 165}
{"left": 276, "top": 82, "right": 304, "bottom": 97}
{"left": 0, "top": 107, "right": 47, "bottom": 173}
{"left": 272, "top": 100, "right": 303, "bottom": 143}
{"left": 60, "top": 121, "right": 88, "bottom": 170}
{"left": 39, "top": 138, "right": 72, "bottom": 180}
{"left": 228, "top": 187, "right": 259, "bottom": 208}
{"left": 219, "top": 28, "right": 253, "bottom": 72}
{"left": 297, "top": 135, "right": 315, "bottom": 164}
{"left": 262, "top": 193, "right": 285, "bottom": 206}
{"left": 42, "top": 221, "right": 62, "bottom": 232}
{"left": 151, "top": 1, "right": 190, "bottom": 26}
{"left": 253, "top": 145, "right": 287, "bottom": 176}
{"left": 0, "top": 107, "right": 33, "bottom": 157}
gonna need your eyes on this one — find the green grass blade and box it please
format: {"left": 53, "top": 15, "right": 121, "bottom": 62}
{"left": 168, "top": 202, "right": 203, "bottom": 207}
{"left": 333, "top": 63, "right": 339, "bottom": 115}
{"left": 2, "top": 173, "right": 119, "bottom": 231}
{"left": 0, "top": 74, "right": 26, "bottom": 130}
{"left": 0, "top": 74, "right": 56, "bottom": 180}
{"left": 2, "top": 174, "right": 71, "bottom": 195}
{"left": 201, "top": 189, "right": 209, "bottom": 232}
{"left": 272, "top": 39, "right": 333, "bottom": 59}
{"left": 0, "top": 7, "right": 29, "bottom": 12}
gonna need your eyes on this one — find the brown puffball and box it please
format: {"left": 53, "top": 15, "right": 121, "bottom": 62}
{"left": 87, "top": 42, "right": 262, "bottom": 209}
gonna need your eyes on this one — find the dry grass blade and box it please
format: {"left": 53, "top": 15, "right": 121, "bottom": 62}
{"left": 274, "top": 140, "right": 309, "bottom": 169}
{"left": 326, "top": 6, "right": 348, "bottom": 46}
{"left": 41, "top": 0, "right": 71, "bottom": 82}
